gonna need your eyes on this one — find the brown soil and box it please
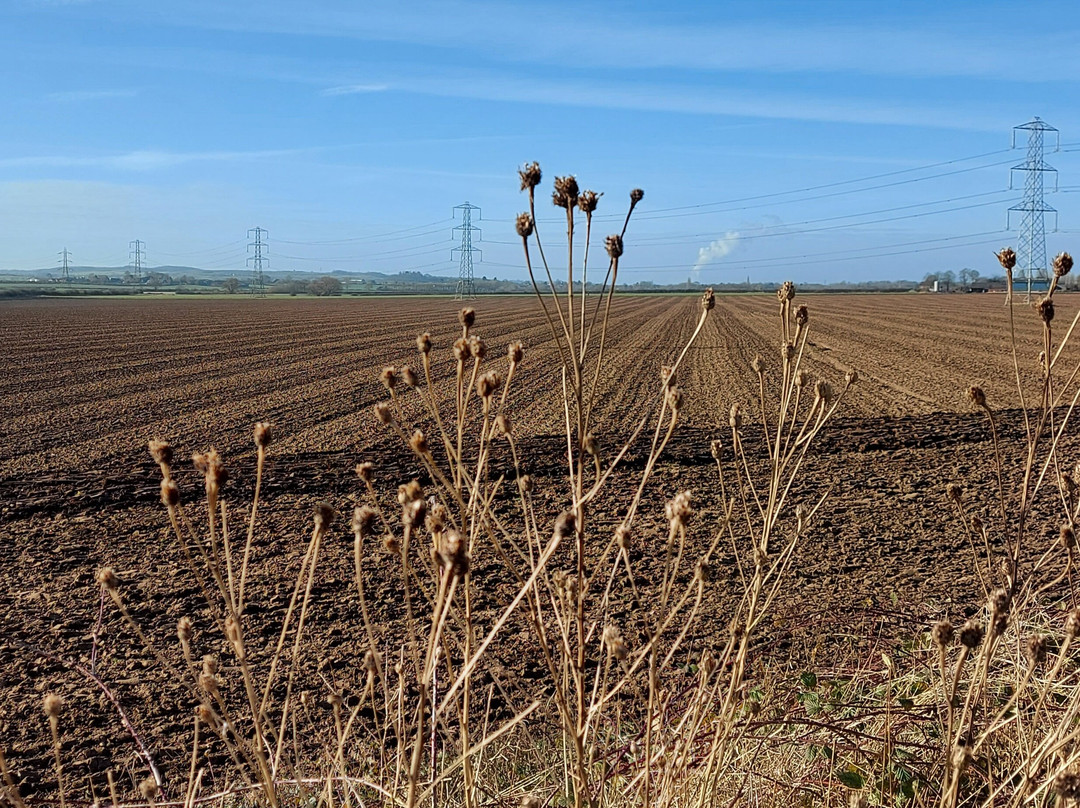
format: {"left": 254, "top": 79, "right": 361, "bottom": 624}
{"left": 1, "top": 293, "right": 1075, "bottom": 801}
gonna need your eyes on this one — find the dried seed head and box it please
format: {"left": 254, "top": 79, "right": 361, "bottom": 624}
{"left": 1053, "top": 772, "right": 1080, "bottom": 801}
{"left": 518, "top": 474, "right": 533, "bottom": 494}
{"left": 578, "top": 190, "right": 601, "bottom": 214}
{"left": 1062, "top": 524, "right": 1076, "bottom": 550}
{"left": 426, "top": 503, "right": 447, "bottom": 534}
{"left": 494, "top": 413, "right": 511, "bottom": 437}
{"left": 583, "top": 433, "right": 598, "bottom": 456}
{"left": 453, "top": 337, "right": 471, "bottom": 362}
{"left": 201, "top": 654, "right": 218, "bottom": 676}
{"left": 814, "top": 380, "right": 833, "bottom": 405}
{"left": 751, "top": 355, "right": 765, "bottom": 374}
{"left": 43, "top": 693, "right": 63, "bottom": 719}
{"left": 508, "top": 341, "right": 524, "bottom": 364}
{"left": 959, "top": 620, "right": 984, "bottom": 649}
{"left": 777, "top": 281, "right": 795, "bottom": 302}
{"left": 408, "top": 429, "right": 428, "bottom": 455}
{"left": 1038, "top": 296, "right": 1055, "bottom": 324}
{"left": 138, "top": 778, "right": 158, "bottom": 801}
{"left": 967, "top": 386, "right": 987, "bottom": 408}
{"left": 552, "top": 175, "right": 579, "bottom": 209}
{"left": 253, "top": 422, "right": 273, "bottom": 448}
{"left": 1062, "top": 472, "right": 1077, "bottom": 497}
{"left": 630, "top": 188, "right": 645, "bottom": 205}
{"left": 1053, "top": 252, "right": 1073, "bottom": 278}
{"left": 380, "top": 366, "right": 397, "bottom": 390}
{"left": 477, "top": 370, "right": 500, "bottom": 399}
{"left": 177, "top": 616, "right": 193, "bottom": 643}
{"left": 515, "top": 212, "right": 534, "bottom": 238}
{"left": 402, "top": 498, "right": 426, "bottom": 529}
{"left": 710, "top": 439, "right": 723, "bottom": 461}
{"left": 193, "top": 449, "right": 228, "bottom": 489}
{"left": 373, "top": 401, "right": 393, "bottom": 425}
{"left": 665, "top": 386, "right": 683, "bottom": 412}
{"left": 603, "top": 624, "right": 629, "bottom": 661}
{"left": 795, "top": 371, "right": 809, "bottom": 388}
{"left": 313, "top": 502, "right": 336, "bottom": 532}
{"left": 795, "top": 305, "right": 809, "bottom": 327}
{"left": 845, "top": 368, "right": 859, "bottom": 386}
{"left": 1026, "top": 634, "right": 1048, "bottom": 667}
{"left": 352, "top": 505, "right": 376, "bottom": 538}
{"left": 615, "top": 524, "right": 631, "bottom": 550}
{"left": 400, "top": 365, "right": 419, "bottom": 388}
{"left": 666, "top": 490, "right": 692, "bottom": 528}
{"left": 161, "top": 478, "right": 180, "bottom": 507}
{"left": 96, "top": 567, "right": 119, "bottom": 590}
{"left": 695, "top": 558, "right": 712, "bottom": 582}
{"left": 436, "top": 529, "right": 469, "bottom": 576}
{"left": 946, "top": 483, "right": 963, "bottom": 504}
{"left": 553, "top": 510, "right": 577, "bottom": 541}
{"left": 459, "top": 307, "right": 476, "bottom": 330}
{"left": 363, "top": 650, "right": 380, "bottom": 673}
{"left": 148, "top": 439, "right": 173, "bottom": 467}
{"left": 661, "top": 365, "right": 676, "bottom": 388}
{"left": 782, "top": 342, "right": 794, "bottom": 363}
{"left": 416, "top": 332, "right": 432, "bottom": 354}
{"left": 198, "top": 672, "right": 220, "bottom": 698}
{"left": 1066, "top": 607, "right": 1080, "bottom": 639}
{"left": 701, "top": 287, "right": 715, "bottom": 311}
{"left": 467, "top": 335, "right": 484, "bottom": 361}
{"left": 729, "top": 403, "right": 743, "bottom": 430}
{"left": 996, "top": 247, "right": 1017, "bottom": 271}
{"left": 195, "top": 703, "right": 217, "bottom": 728}
{"left": 605, "top": 234, "right": 624, "bottom": 259}
{"left": 518, "top": 161, "right": 542, "bottom": 192}
{"left": 989, "top": 587, "right": 1011, "bottom": 615}
{"left": 382, "top": 533, "right": 401, "bottom": 555}
{"left": 932, "top": 619, "right": 954, "bottom": 648}
{"left": 398, "top": 480, "right": 423, "bottom": 505}
{"left": 356, "top": 461, "right": 374, "bottom": 484}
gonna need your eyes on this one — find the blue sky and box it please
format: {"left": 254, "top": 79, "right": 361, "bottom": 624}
{"left": 1, "top": 0, "right": 1078, "bottom": 283}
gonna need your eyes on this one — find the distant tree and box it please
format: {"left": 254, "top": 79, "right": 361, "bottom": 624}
{"left": 146, "top": 271, "right": 171, "bottom": 290}
{"left": 222, "top": 277, "right": 241, "bottom": 294}
{"left": 941, "top": 270, "right": 956, "bottom": 292}
{"left": 958, "top": 268, "right": 972, "bottom": 286}
{"left": 309, "top": 275, "right": 343, "bottom": 296}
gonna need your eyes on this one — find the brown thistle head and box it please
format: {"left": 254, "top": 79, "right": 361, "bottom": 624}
{"left": 380, "top": 366, "right": 397, "bottom": 390}
{"left": 518, "top": 161, "right": 542, "bottom": 192}
{"left": 701, "top": 287, "right": 715, "bottom": 311}
{"left": 400, "top": 365, "right": 419, "bottom": 388}
{"left": 553, "top": 510, "right": 577, "bottom": 541}
{"left": 578, "top": 190, "right": 601, "bottom": 215}
{"left": 605, "top": 234, "right": 623, "bottom": 260}
{"left": 795, "top": 304, "right": 809, "bottom": 327}
{"left": 996, "top": 247, "right": 1017, "bottom": 271}
{"left": 1038, "top": 296, "right": 1055, "bottom": 324}
{"left": 932, "top": 619, "right": 954, "bottom": 648}
{"left": 946, "top": 483, "right": 963, "bottom": 505}
{"left": 777, "top": 280, "right": 795, "bottom": 302}
{"left": 352, "top": 505, "right": 377, "bottom": 539}
{"left": 1026, "top": 634, "right": 1048, "bottom": 667}
{"left": 453, "top": 337, "right": 471, "bottom": 362}
{"left": 416, "top": 332, "right": 432, "bottom": 355}
{"left": 161, "top": 478, "right": 180, "bottom": 507}
{"left": 43, "top": 693, "right": 63, "bottom": 719}
{"left": 477, "top": 370, "right": 500, "bottom": 400}
{"left": 1053, "top": 252, "right": 1074, "bottom": 278}
{"left": 148, "top": 439, "right": 173, "bottom": 468}
{"left": 356, "top": 461, "right": 374, "bottom": 484}
{"left": 751, "top": 355, "right": 765, "bottom": 374}
{"left": 967, "top": 386, "right": 987, "bottom": 408}
{"left": 515, "top": 212, "right": 534, "bottom": 239}
{"left": 494, "top": 413, "right": 511, "bottom": 437}
{"left": 959, "top": 620, "right": 984, "bottom": 649}
{"left": 630, "top": 188, "right": 645, "bottom": 206}
{"left": 665, "top": 490, "right": 692, "bottom": 528}
{"left": 1066, "top": 607, "right": 1080, "bottom": 639}
{"left": 177, "top": 616, "right": 193, "bottom": 644}
{"left": 313, "top": 502, "right": 336, "bottom": 532}
{"left": 603, "top": 624, "right": 629, "bottom": 661}
{"left": 459, "top": 307, "right": 476, "bottom": 330}
{"left": 96, "top": 567, "right": 119, "bottom": 590}
{"left": 373, "top": 401, "right": 393, "bottom": 425}
{"left": 552, "top": 175, "right": 579, "bottom": 209}
{"left": 408, "top": 429, "right": 428, "bottom": 455}
{"left": 729, "top": 403, "right": 743, "bottom": 430}
{"left": 469, "top": 335, "right": 486, "bottom": 361}
{"left": 508, "top": 341, "right": 524, "bottom": 365}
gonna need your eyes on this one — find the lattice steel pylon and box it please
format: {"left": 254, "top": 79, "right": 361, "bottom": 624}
{"left": 247, "top": 227, "right": 268, "bottom": 297}
{"left": 1008, "top": 117, "right": 1059, "bottom": 301}
{"left": 58, "top": 248, "right": 71, "bottom": 283}
{"left": 453, "top": 202, "right": 481, "bottom": 299}
{"left": 129, "top": 239, "right": 145, "bottom": 284}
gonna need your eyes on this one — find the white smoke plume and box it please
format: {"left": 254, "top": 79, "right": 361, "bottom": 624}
{"left": 692, "top": 231, "right": 740, "bottom": 281}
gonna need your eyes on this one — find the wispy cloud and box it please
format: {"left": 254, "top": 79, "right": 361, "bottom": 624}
{"left": 0, "top": 147, "right": 313, "bottom": 171}
{"left": 46, "top": 88, "right": 138, "bottom": 102}
{"left": 693, "top": 232, "right": 740, "bottom": 281}
{"left": 320, "top": 83, "right": 388, "bottom": 96}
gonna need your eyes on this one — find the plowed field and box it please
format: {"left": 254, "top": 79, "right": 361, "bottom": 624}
{"left": 3, "top": 292, "right": 1078, "bottom": 799}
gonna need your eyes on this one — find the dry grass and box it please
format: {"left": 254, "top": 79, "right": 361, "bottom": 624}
{"left": 3, "top": 168, "right": 1080, "bottom": 808}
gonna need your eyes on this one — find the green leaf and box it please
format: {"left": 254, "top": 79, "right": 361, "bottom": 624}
{"left": 837, "top": 770, "right": 865, "bottom": 790}
{"left": 799, "top": 671, "right": 818, "bottom": 690}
